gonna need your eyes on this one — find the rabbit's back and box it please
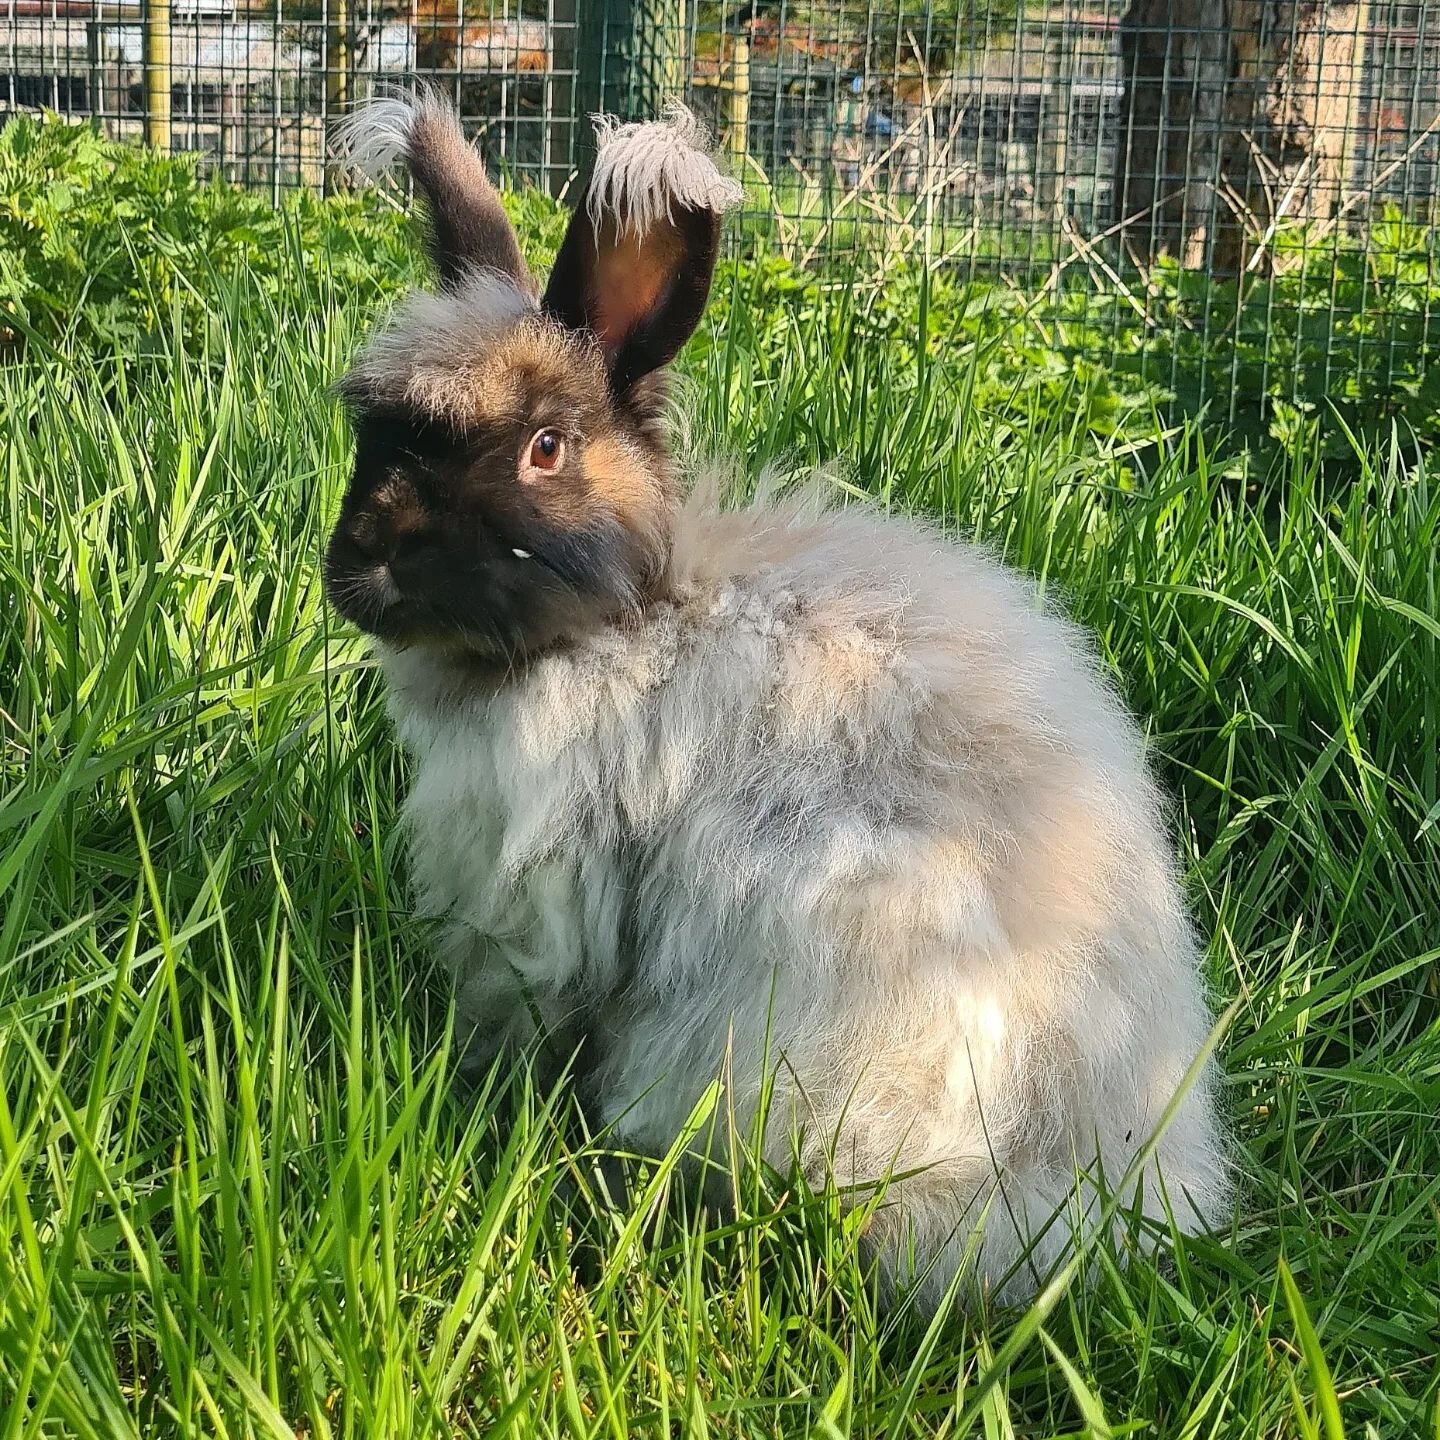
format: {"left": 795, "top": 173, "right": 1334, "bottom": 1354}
{"left": 384, "top": 496, "right": 1229, "bottom": 1306}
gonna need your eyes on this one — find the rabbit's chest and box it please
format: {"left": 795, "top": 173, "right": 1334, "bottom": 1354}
{"left": 382, "top": 589, "right": 901, "bottom": 992}
{"left": 401, "top": 704, "right": 611, "bottom": 913}
{"left": 391, "top": 663, "right": 666, "bottom": 996}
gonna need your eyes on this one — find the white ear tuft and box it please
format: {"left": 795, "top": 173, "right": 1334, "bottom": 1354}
{"left": 332, "top": 90, "right": 450, "bottom": 182}
{"left": 587, "top": 103, "right": 744, "bottom": 237}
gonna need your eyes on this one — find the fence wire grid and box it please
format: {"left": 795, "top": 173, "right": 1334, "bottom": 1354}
{"left": 6, "top": 0, "right": 1440, "bottom": 418}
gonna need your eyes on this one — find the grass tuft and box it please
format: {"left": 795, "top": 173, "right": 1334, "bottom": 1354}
{"left": 1, "top": 183, "right": 1437, "bottom": 1436}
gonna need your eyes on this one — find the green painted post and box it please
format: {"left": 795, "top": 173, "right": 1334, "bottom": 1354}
{"left": 574, "top": 0, "right": 687, "bottom": 184}
{"left": 624, "top": 0, "right": 687, "bottom": 115}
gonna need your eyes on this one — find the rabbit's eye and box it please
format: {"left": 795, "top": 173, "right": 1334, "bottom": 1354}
{"left": 526, "top": 429, "right": 564, "bottom": 475}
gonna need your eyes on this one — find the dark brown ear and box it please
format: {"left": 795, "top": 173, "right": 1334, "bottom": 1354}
{"left": 541, "top": 108, "right": 741, "bottom": 395}
{"left": 335, "top": 91, "right": 532, "bottom": 293}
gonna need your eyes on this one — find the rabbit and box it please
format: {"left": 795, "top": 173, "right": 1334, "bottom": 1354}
{"left": 325, "top": 92, "right": 1231, "bottom": 1312}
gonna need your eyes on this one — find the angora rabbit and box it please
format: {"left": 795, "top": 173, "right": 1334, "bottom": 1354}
{"left": 326, "top": 93, "right": 1229, "bottom": 1310}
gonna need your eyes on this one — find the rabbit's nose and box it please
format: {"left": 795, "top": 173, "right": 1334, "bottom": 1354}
{"left": 389, "top": 537, "right": 444, "bottom": 590}
{"left": 345, "top": 515, "right": 390, "bottom": 563}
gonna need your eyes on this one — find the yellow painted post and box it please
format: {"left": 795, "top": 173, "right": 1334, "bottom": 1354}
{"left": 143, "top": 0, "right": 171, "bottom": 153}
{"left": 326, "top": 0, "right": 350, "bottom": 114}
{"left": 722, "top": 33, "right": 749, "bottom": 168}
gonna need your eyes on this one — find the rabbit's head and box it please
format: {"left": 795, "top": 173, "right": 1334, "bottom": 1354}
{"left": 325, "top": 94, "right": 741, "bottom": 658}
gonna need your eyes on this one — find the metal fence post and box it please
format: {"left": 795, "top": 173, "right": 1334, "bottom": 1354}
{"left": 548, "top": 0, "right": 580, "bottom": 197}
{"left": 627, "top": 0, "right": 685, "bottom": 113}
{"left": 143, "top": 0, "right": 171, "bottom": 154}
{"left": 572, "top": 0, "right": 610, "bottom": 184}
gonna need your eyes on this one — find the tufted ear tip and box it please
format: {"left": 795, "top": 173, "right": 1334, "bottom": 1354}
{"left": 331, "top": 87, "right": 439, "bottom": 182}
{"left": 586, "top": 103, "right": 745, "bottom": 238}
{"left": 330, "top": 88, "right": 531, "bottom": 292}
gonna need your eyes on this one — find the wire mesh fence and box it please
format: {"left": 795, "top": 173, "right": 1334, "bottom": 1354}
{"left": 6, "top": 1, "right": 1439, "bottom": 415}
{"left": 2, "top": 0, "right": 584, "bottom": 197}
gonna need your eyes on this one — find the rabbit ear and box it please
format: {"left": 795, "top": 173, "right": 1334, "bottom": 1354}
{"left": 542, "top": 106, "right": 743, "bottom": 394}
{"left": 335, "top": 90, "right": 532, "bottom": 293}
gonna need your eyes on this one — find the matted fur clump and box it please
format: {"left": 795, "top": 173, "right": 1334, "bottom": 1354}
{"left": 324, "top": 91, "right": 1231, "bottom": 1311}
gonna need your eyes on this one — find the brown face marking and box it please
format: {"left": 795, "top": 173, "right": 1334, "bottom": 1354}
{"left": 398, "top": 325, "right": 581, "bottom": 432}
{"left": 496, "top": 327, "right": 604, "bottom": 414}
{"left": 582, "top": 432, "right": 669, "bottom": 558}
{"left": 370, "top": 473, "right": 428, "bottom": 538}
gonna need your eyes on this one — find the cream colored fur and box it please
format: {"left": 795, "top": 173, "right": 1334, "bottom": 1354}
{"left": 587, "top": 104, "right": 744, "bottom": 236}
{"left": 379, "top": 476, "right": 1230, "bottom": 1310}
{"left": 332, "top": 87, "right": 449, "bottom": 182}
{"left": 341, "top": 272, "right": 538, "bottom": 417}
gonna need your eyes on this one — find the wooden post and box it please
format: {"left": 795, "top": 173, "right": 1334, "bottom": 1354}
{"left": 325, "top": 0, "right": 351, "bottom": 190}
{"left": 721, "top": 33, "right": 749, "bottom": 167}
{"left": 86, "top": 19, "right": 102, "bottom": 129}
{"left": 143, "top": 0, "right": 171, "bottom": 153}
{"left": 326, "top": 0, "right": 350, "bottom": 114}
{"left": 1038, "top": 27, "right": 1069, "bottom": 218}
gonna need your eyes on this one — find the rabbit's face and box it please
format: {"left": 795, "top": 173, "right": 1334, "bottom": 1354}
{"left": 324, "top": 99, "right": 740, "bottom": 661}
{"left": 326, "top": 303, "right": 670, "bottom": 656}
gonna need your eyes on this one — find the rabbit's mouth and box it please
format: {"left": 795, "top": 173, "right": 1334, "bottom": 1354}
{"left": 324, "top": 552, "right": 407, "bottom": 633}
{"left": 324, "top": 538, "right": 598, "bottom": 662}
{"left": 326, "top": 564, "right": 462, "bottom": 648}
{"left": 327, "top": 575, "right": 472, "bottom": 651}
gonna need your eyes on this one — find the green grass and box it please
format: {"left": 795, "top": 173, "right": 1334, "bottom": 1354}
{"left": 2, "top": 204, "right": 1439, "bottom": 1437}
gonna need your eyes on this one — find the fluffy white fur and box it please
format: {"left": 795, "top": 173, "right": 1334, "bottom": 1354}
{"left": 331, "top": 89, "right": 440, "bottom": 182}
{"left": 335, "top": 92, "right": 742, "bottom": 241}
{"left": 587, "top": 104, "right": 745, "bottom": 237}
{"left": 379, "top": 478, "right": 1231, "bottom": 1310}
